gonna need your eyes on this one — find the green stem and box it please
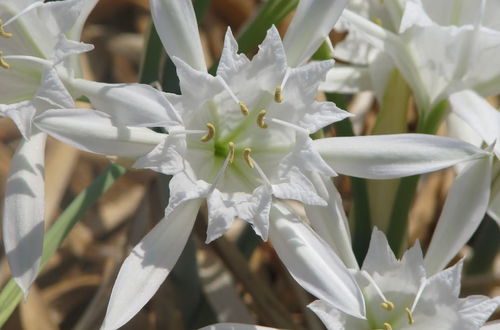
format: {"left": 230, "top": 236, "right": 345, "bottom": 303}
{"left": 0, "top": 164, "right": 126, "bottom": 327}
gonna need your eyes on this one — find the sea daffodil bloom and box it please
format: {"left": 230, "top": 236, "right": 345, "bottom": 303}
{"left": 0, "top": 0, "right": 96, "bottom": 294}
{"left": 271, "top": 220, "right": 500, "bottom": 330}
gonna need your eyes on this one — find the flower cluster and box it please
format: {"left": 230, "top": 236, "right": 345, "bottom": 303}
{"left": 0, "top": 0, "right": 498, "bottom": 329}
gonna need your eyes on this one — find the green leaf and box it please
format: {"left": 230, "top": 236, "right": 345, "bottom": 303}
{"left": 0, "top": 164, "right": 126, "bottom": 327}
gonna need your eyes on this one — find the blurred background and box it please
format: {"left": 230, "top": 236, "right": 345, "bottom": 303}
{"left": 0, "top": 0, "right": 498, "bottom": 329}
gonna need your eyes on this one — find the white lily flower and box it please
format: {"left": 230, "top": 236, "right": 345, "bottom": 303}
{"left": 207, "top": 227, "right": 500, "bottom": 330}
{"left": 0, "top": 0, "right": 96, "bottom": 294}
{"left": 424, "top": 90, "right": 499, "bottom": 275}
{"left": 326, "top": 0, "right": 500, "bottom": 115}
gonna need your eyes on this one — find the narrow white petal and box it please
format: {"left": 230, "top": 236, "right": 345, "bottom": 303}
{"left": 424, "top": 157, "right": 493, "bottom": 275}
{"left": 3, "top": 132, "right": 46, "bottom": 295}
{"left": 314, "top": 134, "right": 489, "bottom": 179}
{"left": 102, "top": 199, "right": 202, "bottom": 330}
{"left": 304, "top": 172, "right": 358, "bottom": 269}
{"left": 217, "top": 27, "right": 250, "bottom": 81}
{"left": 283, "top": 0, "right": 348, "bottom": 67}
{"left": 269, "top": 202, "right": 365, "bottom": 319}
{"left": 149, "top": 0, "right": 206, "bottom": 71}
{"left": 481, "top": 321, "right": 500, "bottom": 329}
{"left": 34, "top": 109, "right": 163, "bottom": 158}
{"left": 68, "top": 79, "right": 182, "bottom": 128}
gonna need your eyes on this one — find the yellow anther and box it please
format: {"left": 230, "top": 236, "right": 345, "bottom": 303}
{"left": 274, "top": 86, "right": 283, "bottom": 103}
{"left": 374, "top": 18, "right": 383, "bottom": 26}
{"left": 405, "top": 307, "right": 415, "bottom": 325}
{"left": 380, "top": 301, "right": 394, "bottom": 311}
{"left": 200, "top": 123, "right": 215, "bottom": 142}
{"left": 257, "top": 109, "right": 268, "bottom": 129}
{"left": 0, "top": 20, "right": 12, "bottom": 38}
{"left": 243, "top": 148, "right": 254, "bottom": 168}
{"left": 228, "top": 142, "right": 235, "bottom": 164}
{"left": 0, "top": 51, "right": 10, "bottom": 69}
{"left": 239, "top": 101, "right": 249, "bottom": 116}
{"left": 383, "top": 323, "right": 392, "bottom": 330}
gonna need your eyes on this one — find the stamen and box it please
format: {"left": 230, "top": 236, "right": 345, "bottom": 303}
{"left": 0, "top": 20, "right": 12, "bottom": 38}
{"left": 274, "top": 86, "right": 283, "bottom": 103}
{"left": 275, "top": 69, "right": 291, "bottom": 103}
{"left": 228, "top": 141, "right": 235, "bottom": 164}
{"left": 218, "top": 76, "right": 249, "bottom": 116}
{"left": 169, "top": 129, "right": 206, "bottom": 136}
{"left": 243, "top": 148, "right": 254, "bottom": 168}
{"left": 270, "top": 118, "right": 309, "bottom": 135}
{"left": 410, "top": 279, "right": 428, "bottom": 313}
{"left": 383, "top": 323, "right": 392, "bottom": 330}
{"left": 380, "top": 301, "right": 394, "bottom": 311}
{"left": 361, "top": 271, "right": 394, "bottom": 311}
{"left": 257, "top": 110, "right": 268, "bottom": 128}
{"left": 200, "top": 123, "right": 215, "bottom": 142}
{"left": 239, "top": 101, "right": 249, "bottom": 116}
{"left": 251, "top": 158, "right": 273, "bottom": 188}
{"left": 0, "top": 52, "right": 10, "bottom": 69}
{"left": 405, "top": 307, "right": 415, "bottom": 325}
{"left": 374, "top": 18, "right": 383, "bottom": 26}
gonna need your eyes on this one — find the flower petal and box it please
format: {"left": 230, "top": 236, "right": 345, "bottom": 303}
{"left": 1, "top": 100, "right": 37, "bottom": 139}
{"left": 314, "top": 134, "right": 489, "bottom": 179}
{"left": 206, "top": 186, "right": 272, "bottom": 242}
{"left": 304, "top": 172, "right": 358, "bottom": 269}
{"left": 320, "top": 64, "right": 372, "bottom": 94}
{"left": 101, "top": 198, "right": 202, "bottom": 330}
{"left": 449, "top": 90, "right": 500, "bottom": 158}
{"left": 68, "top": 79, "right": 182, "bottom": 128}
{"left": 216, "top": 27, "right": 250, "bottom": 83}
{"left": 34, "top": 108, "right": 163, "bottom": 158}
{"left": 283, "top": 0, "right": 348, "bottom": 67}
{"left": 424, "top": 156, "right": 493, "bottom": 276}
{"left": 272, "top": 167, "right": 326, "bottom": 206}
{"left": 3, "top": 131, "right": 46, "bottom": 295}
{"left": 133, "top": 133, "right": 186, "bottom": 175}
{"left": 269, "top": 202, "right": 365, "bottom": 319}
{"left": 149, "top": 0, "right": 206, "bottom": 71}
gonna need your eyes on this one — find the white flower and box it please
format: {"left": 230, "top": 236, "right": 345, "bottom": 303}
{"left": 308, "top": 228, "right": 500, "bottom": 330}
{"left": 324, "top": 0, "right": 500, "bottom": 115}
{"left": 0, "top": 0, "right": 96, "bottom": 294}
